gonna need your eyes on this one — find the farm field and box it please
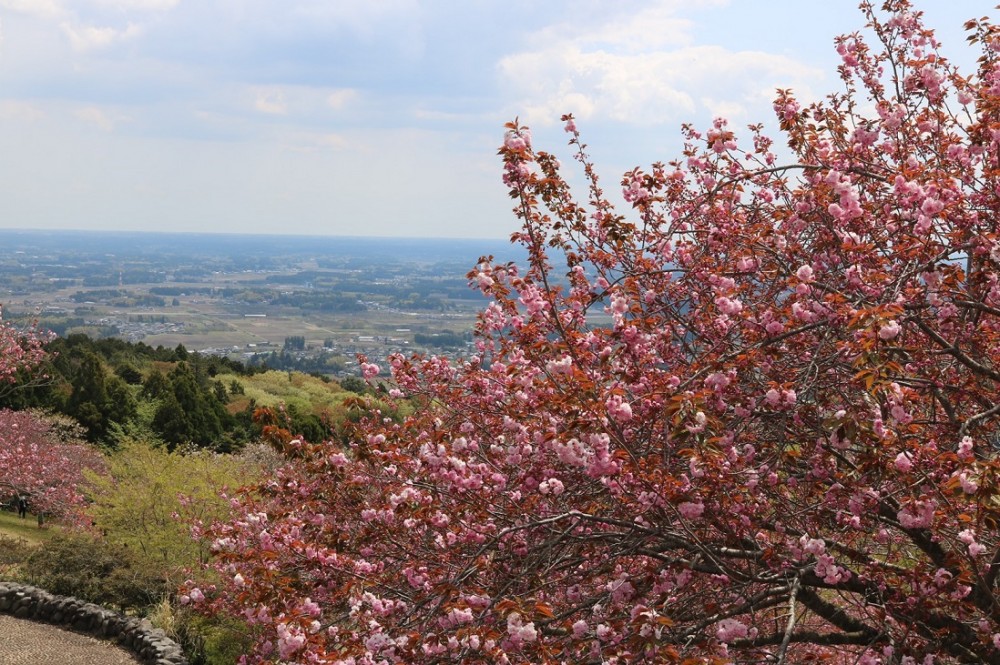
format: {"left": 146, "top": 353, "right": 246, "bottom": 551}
{"left": 0, "top": 231, "right": 503, "bottom": 374}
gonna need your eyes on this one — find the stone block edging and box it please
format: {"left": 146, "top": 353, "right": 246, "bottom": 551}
{"left": 0, "top": 582, "right": 188, "bottom": 665}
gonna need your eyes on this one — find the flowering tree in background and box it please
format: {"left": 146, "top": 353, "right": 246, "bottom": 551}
{"left": 0, "top": 306, "right": 47, "bottom": 390}
{"left": 199, "top": 2, "right": 1000, "bottom": 662}
{"left": 0, "top": 311, "right": 85, "bottom": 518}
{"left": 0, "top": 409, "right": 105, "bottom": 522}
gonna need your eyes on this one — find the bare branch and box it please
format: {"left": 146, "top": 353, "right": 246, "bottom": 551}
{"left": 776, "top": 574, "right": 802, "bottom": 665}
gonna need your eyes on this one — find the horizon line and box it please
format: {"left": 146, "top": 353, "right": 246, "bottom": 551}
{"left": 0, "top": 227, "right": 514, "bottom": 243}
{"left": 0, "top": 227, "right": 511, "bottom": 243}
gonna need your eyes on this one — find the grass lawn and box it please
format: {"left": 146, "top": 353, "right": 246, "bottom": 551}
{"left": 0, "top": 510, "right": 57, "bottom": 546}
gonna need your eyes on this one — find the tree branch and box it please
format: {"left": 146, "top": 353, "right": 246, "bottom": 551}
{"left": 913, "top": 318, "right": 1000, "bottom": 383}
{"left": 797, "top": 587, "right": 880, "bottom": 639}
{"left": 776, "top": 574, "right": 802, "bottom": 664}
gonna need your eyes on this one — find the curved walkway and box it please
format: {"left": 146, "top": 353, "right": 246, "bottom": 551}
{"left": 0, "top": 614, "right": 140, "bottom": 665}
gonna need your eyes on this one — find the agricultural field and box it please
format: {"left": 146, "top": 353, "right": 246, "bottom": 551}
{"left": 0, "top": 231, "right": 513, "bottom": 376}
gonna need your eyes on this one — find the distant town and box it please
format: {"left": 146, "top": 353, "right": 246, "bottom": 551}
{"left": 0, "top": 230, "right": 527, "bottom": 377}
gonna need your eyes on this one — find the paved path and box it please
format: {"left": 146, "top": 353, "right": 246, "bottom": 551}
{"left": 0, "top": 614, "right": 139, "bottom": 665}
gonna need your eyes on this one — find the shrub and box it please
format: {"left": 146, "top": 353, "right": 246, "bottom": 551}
{"left": 22, "top": 533, "right": 167, "bottom": 613}
{"left": 0, "top": 534, "right": 36, "bottom": 579}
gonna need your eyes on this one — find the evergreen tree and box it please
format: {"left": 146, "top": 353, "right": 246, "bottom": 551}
{"left": 66, "top": 352, "right": 110, "bottom": 440}
{"left": 152, "top": 393, "right": 191, "bottom": 450}
{"left": 141, "top": 370, "right": 170, "bottom": 399}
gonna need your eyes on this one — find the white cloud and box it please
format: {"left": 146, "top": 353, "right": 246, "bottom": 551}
{"left": 0, "top": 0, "right": 64, "bottom": 20}
{"left": 89, "top": 0, "right": 180, "bottom": 10}
{"left": 74, "top": 105, "right": 123, "bottom": 131}
{"left": 60, "top": 20, "right": 141, "bottom": 52}
{"left": 284, "top": 132, "right": 350, "bottom": 152}
{"left": 247, "top": 86, "right": 364, "bottom": 117}
{"left": 253, "top": 88, "right": 288, "bottom": 115}
{"left": 289, "top": 0, "right": 420, "bottom": 30}
{"left": 496, "top": 0, "right": 829, "bottom": 128}
{"left": 316, "top": 133, "right": 348, "bottom": 150}
{"left": 0, "top": 100, "right": 43, "bottom": 121}
{"left": 326, "top": 88, "right": 358, "bottom": 110}
{"left": 698, "top": 97, "right": 746, "bottom": 123}
{"left": 499, "top": 38, "right": 821, "bottom": 127}
{"left": 526, "top": 0, "right": 723, "bottom": 53}
{"left": 412, "top": 107, "right": 494, "bottom": 123}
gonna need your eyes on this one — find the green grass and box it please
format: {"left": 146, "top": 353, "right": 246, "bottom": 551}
{"left": 0, "top": 510, "right": 59, "bottom": 546}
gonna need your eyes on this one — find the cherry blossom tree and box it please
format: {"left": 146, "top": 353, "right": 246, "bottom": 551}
{"left": 196, "top": 2, "right": 1000, "bottom": 662}
{"left": 0, "top": 409, "right": 105, "bottom": 523}
{"left": 0, "top": 306, "right": 48, "bottom": 392}
{"left": 0, "top": 310, "right": 95, "bottom": 522}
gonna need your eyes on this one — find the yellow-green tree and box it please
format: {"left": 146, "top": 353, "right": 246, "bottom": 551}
{"left": 85, "top": 440, "right": 260, "bottom": 579}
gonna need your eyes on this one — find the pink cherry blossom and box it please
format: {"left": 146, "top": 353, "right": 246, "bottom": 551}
{"left": 715, "top": 618, "right": 748, "bottom": 643}
{"left": 677, "top": 500, "right": 705, "bottom": 519}
{"left": 879, "top": 320, "right": 901, "bottom": 340}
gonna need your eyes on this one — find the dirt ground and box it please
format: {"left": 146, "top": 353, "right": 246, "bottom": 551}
{"left": 0, "top": 614, "right": 138, "bottom": 664}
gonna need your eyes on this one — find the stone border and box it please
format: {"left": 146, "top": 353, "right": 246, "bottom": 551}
{"left": 0, "top": 582, "right": 188, "bottom": 664}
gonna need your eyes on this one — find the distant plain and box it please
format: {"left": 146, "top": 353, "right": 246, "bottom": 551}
{"left": 0, "top": 230, "right": 524, "bottom": 370}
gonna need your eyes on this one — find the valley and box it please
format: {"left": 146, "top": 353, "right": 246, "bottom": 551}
{"left": 0, "top": 230, "right": 522, "bottom": 376}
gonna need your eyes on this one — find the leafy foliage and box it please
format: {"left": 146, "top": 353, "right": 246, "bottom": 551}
{"left": 85, "top": 441, "right": 261, "bottom": 575}
{"left": 0, "top": 333, "right": 374, "bottom": 451}
{"left": 152, "top": 362, "right": 229, "bottom": 449}
{"left": 221, "top": 369, "right": 369, "bottom": 434}
{"left": 21, "top": 532, "right": 169, "bottom": 613}
{"left": 169, "top": 609, "right": 255, "bottom": 665}
{"left": 0, "top": 533, "right": 41, "bottom": 578}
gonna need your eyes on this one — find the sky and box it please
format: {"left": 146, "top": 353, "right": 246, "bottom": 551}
{"left": 0, "top": 1, "right": 993, "bottom": 239}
